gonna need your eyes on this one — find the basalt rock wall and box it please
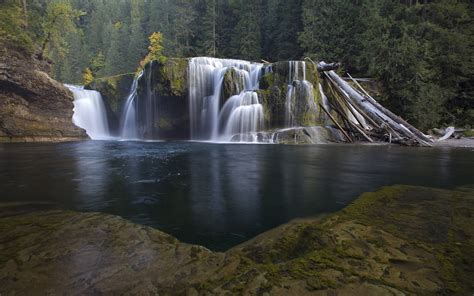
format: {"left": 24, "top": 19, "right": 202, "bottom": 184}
{"left": 0, "top": 46, "right": 86, "bottom": 142}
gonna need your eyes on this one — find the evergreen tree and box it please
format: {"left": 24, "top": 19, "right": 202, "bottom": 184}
{"left": 103, "top": 21, "right": 124, "bottom": 76}
{"left": 232, "top": 0, "right": 262, "bottom": 60}
{"left": 127, "top": 0, "right": 147, "bottom": 70}
{"left": 196, "top": 0, "right": 217, "bottom": 56}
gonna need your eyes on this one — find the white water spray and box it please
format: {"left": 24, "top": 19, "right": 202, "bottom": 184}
{"left": 121, "top": 71, "right": 144, "bottom": 139}
{"left": 188, "top": 57, "right": 264, "bottom": 142}
{"left": 66, "top": 85, "right": 110, "bottom": 140}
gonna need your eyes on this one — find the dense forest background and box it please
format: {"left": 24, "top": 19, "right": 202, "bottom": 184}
{"left": 1, "top": 0, "right": 473, "bottom": 129}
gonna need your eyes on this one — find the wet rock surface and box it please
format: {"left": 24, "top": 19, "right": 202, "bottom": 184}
{"left": 1, "top": 185, "right": 472, "bottom": 294}
{"left": 86, "top": 73, "right": 135, "bottom": 136}
{"left": 0, "top": 46, "right": 87, "bottom": 142}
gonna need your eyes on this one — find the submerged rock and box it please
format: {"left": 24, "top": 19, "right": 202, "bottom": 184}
{"left": 267, "top": 126, "right": 345, "bottom": 144}
{"left": 1, "top": 185, "right": 472, "bottom": 294}
{"left": 0, "top": 46, "right": 86, "bottom": 142}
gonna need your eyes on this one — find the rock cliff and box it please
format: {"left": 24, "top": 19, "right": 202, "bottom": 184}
{"left": 0, "top": 46, "right": 86, "bottom": 142}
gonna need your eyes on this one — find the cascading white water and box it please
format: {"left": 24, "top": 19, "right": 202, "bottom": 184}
{"left": 120, "top": 61, "right": 159, "bottom": 140}
{"left": 219, "top": 92, "right": 264, "bottom": 142}
{"left": 66, "top": 84, "right": 110, "bottom": 140}
{"left": 285, "top": 85, "right": 295, "bottom": 127}
{"left": 121, "top": 71, "right": 144, "bottom": 139}
{"left": 285, "top": 61, "right": 314, "bottom": 128}
{"left": 188, "top": 57, "right": 264, "bottom": 142}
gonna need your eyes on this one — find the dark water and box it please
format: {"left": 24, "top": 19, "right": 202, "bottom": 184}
{"left": 0, "top": 141, "right": 473, "bottom": 250}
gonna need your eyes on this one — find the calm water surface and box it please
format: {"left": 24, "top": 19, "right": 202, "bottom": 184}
{"left": 0, "top": 141, "right": 473, "bottom": 250}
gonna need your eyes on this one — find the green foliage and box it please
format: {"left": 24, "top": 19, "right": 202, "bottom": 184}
{"left": 0, "top": 0, "right": 34, "bottom": 52}
{"left": 40, "top": 1, "right": 84, "bottom": 59}
{"left": 82, "top": 67, "right": 94, "bottom": 85}
{"left": 2, "top": 0, "right": 471, "bottom": 128}
{"left": 300, "top": 0, "right": 474, "bottom": 129}
{"left": 137, "top": 32, "right": 167, "bottom": 74}
{"left": 91, "top": 52, "right": 105, "bottom": 74}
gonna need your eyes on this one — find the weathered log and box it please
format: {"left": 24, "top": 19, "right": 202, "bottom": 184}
{"left": 346, "top": 72, "right": 433, "bottom": 145}
{"left": 317, "top": 102, "right": 353, "bottom": 143}
{"left": 319, "top": 62, "right": 433, "bottom": 147}
{"left": 328, "top": 99, "right": 374, "bottom": 143}
{"left": 317, "top": 62, "right": 341, "bottom": 72}
{"left": 438, "top": 127, "right": 455, "bottom": 141}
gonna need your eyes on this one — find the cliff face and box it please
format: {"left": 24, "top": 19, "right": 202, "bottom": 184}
{"left": 0, "top": 46, "right": 86, "bottom": 142}
{"left": 138, "top": 58, "right": 189, "bottom": 139}
{"left": 89, "top": 58, "right": 335, "bottom": 141}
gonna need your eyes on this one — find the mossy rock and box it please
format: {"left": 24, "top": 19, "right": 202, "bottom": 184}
{"left": 86, "top": 73, "right": 135, "bottom": 115}
{"left": 223, "top": 67, "right": 245, "bottom": 100}
{"left": 0, "top": 185, "right": 473, "bottom": 294}
{"left": 462, "top": 129, "right": 474, "bottom": 137}
{"left": 258, "top": 61, "right": 323, "bottom": 129}
{"left": 132, "top": 59, "right": 190, "bottom": 139}
{"left": 151, "top": 58, "right": 188, "bottom": 97}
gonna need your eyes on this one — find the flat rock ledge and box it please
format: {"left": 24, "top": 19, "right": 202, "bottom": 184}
{"left": 1, "top": 185, "right": 473, "bottom": 295}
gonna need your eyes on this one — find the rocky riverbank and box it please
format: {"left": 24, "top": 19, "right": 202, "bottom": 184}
{"left": 0, "top": 46, "right": 86, "bottom": 142}
{"left": 1, "top": 184, "right": 472, "bottom": 295}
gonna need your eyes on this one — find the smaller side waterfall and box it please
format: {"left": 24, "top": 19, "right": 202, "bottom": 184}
{"left": 66, "top": 85, "right": 110, "bottom": 140}
{"left": 121, "top": 71, "right": 144, "bottom": 139}
{"left": 219, "top": 91, "right": 264, "bottom": 142}
{"left": 285, "top": 61, "right": 317, "bottom": 128}
{"left": 119, "top": 62, "right": 160, "bottom": 140}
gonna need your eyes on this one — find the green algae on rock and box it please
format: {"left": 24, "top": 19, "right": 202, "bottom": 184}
{"left": 0, "top": 184, "right": 472, "bottom": 294}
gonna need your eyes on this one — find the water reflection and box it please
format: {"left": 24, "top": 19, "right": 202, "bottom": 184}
{"left": 0, "top": 141, "right": 473, "bottom": 250}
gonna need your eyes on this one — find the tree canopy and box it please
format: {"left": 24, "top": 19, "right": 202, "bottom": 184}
{"left": 1, "top": 0, "right": 473, "bottom": 129}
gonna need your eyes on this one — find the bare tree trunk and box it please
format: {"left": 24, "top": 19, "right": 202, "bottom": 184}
{"left": 20, "top": 0, "right": 28, "bottom": 27}
{"left": 319, "top": 62, "right": 433, "bottom": 146}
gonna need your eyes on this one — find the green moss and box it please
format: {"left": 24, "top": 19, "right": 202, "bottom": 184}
{"left": 154, "top": 58, "right": 188, "bottom": 97}
{"left": 86, "top": 73, "right": 134, "bottom": 115}
{"left": 259, "top": 72, "right": 275, "bottom": 89}
{"left": 462, "top": 130, "right": 474, "bottom": 137}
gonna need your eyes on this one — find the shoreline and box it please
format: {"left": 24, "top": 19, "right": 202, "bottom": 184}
{"left": 1, "top": 137, "right": 474, "bottom": 148}
{"left": 1, "top": 184, "right": 472, "bottom": 294}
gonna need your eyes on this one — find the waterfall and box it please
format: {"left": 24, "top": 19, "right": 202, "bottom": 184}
{"left": 188, "top": 57, "right": 264, "bottom": 142}
{"left": 120, "top": 71, "right": 144, "bottom": 139}
{"left": 285, "top": 85, "right": 295, "bottom": 127}
{"left": 119, "top": 62, "right": 158, "bottom": 140}
{"left": 285, "top": 61, "right": 317, "bottom": 128}
{"left": 219, "top": 92, "right": 264, "bottom": 142}
{"left": 66, "top": 84, "right": 110, "bottom": 140}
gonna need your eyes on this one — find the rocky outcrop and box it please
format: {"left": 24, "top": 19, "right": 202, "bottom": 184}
{"left": 1, "top": 185, "right": 472, "bottom": 294}
{"left": 270, "top": 126, "right": 345, "bottom": 144}
{"left": 86, "top": 59, "right": 332, "bottom": 141}
{"left": 136, "top": 58, "right": 189, "bottom": 139}
{"left": 86, "top": 73, "right": 135, "bottom": 136}
{"left": 0, "top": 46, "right": 86, "bottom": 142}
{"left": 223, "top": 67, "right": 245, "bottom": 100}
{"left": 258, "top": 61, "right": 324, "bottom": 129}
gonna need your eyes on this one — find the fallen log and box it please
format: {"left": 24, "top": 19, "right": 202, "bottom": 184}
{"left": 346, "top": 73, "right": 433, "bottom": 145}
{"left": 319, "top": 62, "right": 433, "bottom": 147}
{"left": 318, "top": 102, "right": 353, "bottom": 143}
{"left": 438, "top": 127, "right": 455, "bottom": 142}
{"left": 317, "top": 62, "right": 341, "bottom": 72}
